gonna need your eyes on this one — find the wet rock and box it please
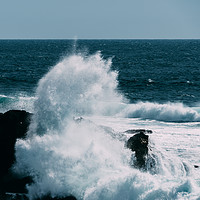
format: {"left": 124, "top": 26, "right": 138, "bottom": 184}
{"left": 0, "top": 110, "right": 32, "bottom": 175}
{"left": 124, "top": 129, "right": 152, "bottom": 134}
{"left": 2, "top": 193, "right": 77, "bottom": 200}
{"left": 0, "top": 193, "right": 29, "bottom": 200}
{"left": 0, "top": 193, "right": 77, "bottom": 200}
{"left": 0, "top": 110, "right": 78, "bottom": 199}
{"left": 2, "top": 173, "right": 33, "bottom": 194}
{"left": 126, "top": 131, "right": 149, "bottom": 169}
{"left": 37, "top": 194, "right": 77, "bottom": 200}
{"left": 0, "top": 110, "right": 32, "bottom": 194}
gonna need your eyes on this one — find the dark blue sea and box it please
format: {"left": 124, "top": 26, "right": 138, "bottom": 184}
{"left": 1, "top": 40, "right": 200, "bottom": 106}
{"left": 0, "top": 40, "right": 200, "bottom": 199}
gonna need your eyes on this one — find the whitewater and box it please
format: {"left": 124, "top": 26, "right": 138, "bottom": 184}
{"left": 9, "top": 52, "right": 200, "bottom": 200}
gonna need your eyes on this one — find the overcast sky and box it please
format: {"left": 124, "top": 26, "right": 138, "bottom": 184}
{"left": 0, "top": 0, "right": 200, "bottom": 39}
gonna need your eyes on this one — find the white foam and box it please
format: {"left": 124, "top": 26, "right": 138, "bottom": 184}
{"left": 119, "top": 102, "right": 200, "bottom": 122}
{"left": 0, "top": 93, "right": 35, "bottom": 113}
{"left": 13, "top": 52, "right": 200, "bottom": 199}
{"left": 31, "top": 52, "right": 124, "bottom": 134}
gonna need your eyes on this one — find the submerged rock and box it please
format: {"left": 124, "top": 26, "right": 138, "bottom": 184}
{"left": 126, "top": 131, "right": 149, "bottom": 169}
{"left": 0, "top": 193, "right": 77, "bottom": 200}
{"left": 0, "top": 193, "right": 29, "bottom": 200}
{"left": 124, "top": 129, "right": 152, "bottom": 134}
{"left": 37, "top": 195, "right": 77, "bottom": 200}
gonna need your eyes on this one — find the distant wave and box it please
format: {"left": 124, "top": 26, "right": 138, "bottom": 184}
{"left": 0, "top": 94, "right": 35, "bottom": 113}
{"left": 118, "top": 102, "right": 200, "bottom": 122}
{"left": 0, "top": 94, "right": 15, "bottom": 99}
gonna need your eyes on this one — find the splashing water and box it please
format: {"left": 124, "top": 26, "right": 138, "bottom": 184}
{"left": 30, "top": 52, "right": 124, "bottom": 134}
{"left": 0, "top": 94, "right": 35, "bottom": 113}
{"left": 14, "top": 52, "right": 200, "bottom": 200}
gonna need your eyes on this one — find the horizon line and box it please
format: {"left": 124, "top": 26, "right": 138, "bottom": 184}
{"left": 0, "top": 38, "right": 200, "bottom": 40}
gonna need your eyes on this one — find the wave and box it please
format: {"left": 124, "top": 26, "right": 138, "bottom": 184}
{"left": 119, "top": 102, "right": 200, "bottom": 122}
{"left": 13, "top": 52, "right": 200, "bottom": 199}
{"left": 31, "top": 52, "right": 124, "bottom": 134}
{"left": 14, "top": 119, "right": 200, "bottom": 199}
{"left": 0, "top": 94, "right": 35, "bottom": 113}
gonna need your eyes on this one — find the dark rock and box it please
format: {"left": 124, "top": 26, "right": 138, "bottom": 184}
{"left": 0, "top": 193, "right": 77, "bottom": 200}
{"left": 2, "top": 173, "right": 33, "bottom": 194}
{"left": 0, "top": 110, "right": 77, "bottom": 199}
{"left": 194, "top": 165, "right": 199, "bottom": 168}
{"left": 0, "top": 110, "right": 32, "bottom": 175}
{"left": 0, "top": 110, "right": 32, "bottom": 194}
{"left": 36, "top": 194, "right": 77, "bottom": 200}
{"left": 0, "top": 109, "right": 32, "bottom": 139}
{"left": 0, "top": 193, "right": 29, "bottom": 200}
{"left": 124, "top": 129, "right": 152, "bottom": 134}
{"left": 126, "top": 131, "right": 149, "bottom": 169}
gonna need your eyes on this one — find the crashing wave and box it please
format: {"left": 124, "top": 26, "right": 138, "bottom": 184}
{"left": 119, "top": 102, "right": 200, "bottom": 122}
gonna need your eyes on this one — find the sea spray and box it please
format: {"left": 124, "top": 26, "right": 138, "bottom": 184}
{"left": 15, "top": 119, "right": 133, "bottom": 199}
{"left": 30, "top": 52, "right": 124, "bottom": 135}
{"left": 13, "top": 52, "right": 200, "bottom": 199}
{"left": 0, "top": 94, "right": 35, "bottom": 113}
{"left": 14, "top": 126, "right": 200, "bottom": 200}
{"left": 14, "top": 52, "right": 130, "bottom": 199}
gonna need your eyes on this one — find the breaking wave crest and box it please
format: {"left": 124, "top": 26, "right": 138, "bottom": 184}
{"left": 31, "top": 52, "right": 124, "bottom": 134}
{"left": 119, "top": 102, "right": 200, "bottom": 122}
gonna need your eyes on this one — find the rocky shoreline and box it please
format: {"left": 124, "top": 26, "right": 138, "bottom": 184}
{"left": 0, "top": 110, "right": 152, "bottom": 200}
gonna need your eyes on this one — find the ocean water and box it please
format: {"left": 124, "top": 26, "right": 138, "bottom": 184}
{"left": 0, "top": 40, "right": 200, "bottom": 199}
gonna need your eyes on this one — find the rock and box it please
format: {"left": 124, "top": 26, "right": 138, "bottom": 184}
{"left": 0, "top": 110, "right": 32, "bottom": 194}
{"left": 2, "top": 173, "right": 33, "bottom": 194}
{"left": 0, "top": 110, "right": 32, "bottom": 175}
{"left": 0, "top": 110, "right": 77, "bottom": 200}
{"left": 126, "top": 131, "right": 149, "bottom": 169}
{"left": 0, "top": 193, "right": 29, "bottom": 200}
{"left": 36, "top": 194, "right": 77, "bottom": 200}
{"left": 0, "top": 193, "right": 77, "bottom": 200}
{"left": 124, "top": 129, "right": 152, "bottom": 134}
{"left": 0, "top": 109, "right": 32, "bottom": 139}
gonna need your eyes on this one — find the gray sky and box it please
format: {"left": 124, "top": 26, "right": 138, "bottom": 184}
{"left": 0, "top": 0, "right": 200, "bottom": 39}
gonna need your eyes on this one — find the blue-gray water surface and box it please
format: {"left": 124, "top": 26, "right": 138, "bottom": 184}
{"left": 1, "top": 40, "right": 200, "bottom": 200}
{"left": 0, "top": 39, "right": 200, "bottom": 106}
